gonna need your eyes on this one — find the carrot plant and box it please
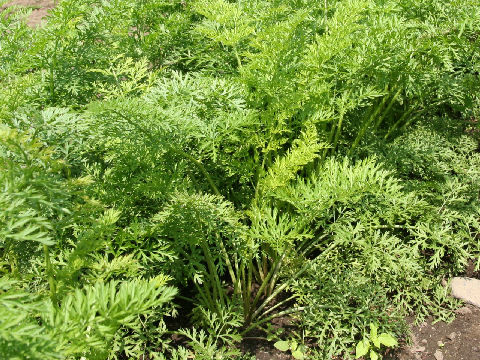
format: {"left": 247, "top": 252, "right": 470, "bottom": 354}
{"left": 1, "top": 0, "right": 479, "bottom": 358}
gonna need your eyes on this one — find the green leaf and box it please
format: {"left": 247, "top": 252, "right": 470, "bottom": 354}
{"left": 292, "top": 349, "right": 305, "bottom": 359}
{"left": 370, "top": 349, "right": 379, "bottom": 360}
{"left": 274, "top": 341, "right": 290, "bottom": 352}
{"left": 259, "top": 125, "right": 326, "bottom": 192}
{"left": 370, "top": 323, "right": 379, "bottom": 348}
{"left": 378, "top": 333, "right": 398, "bottom": 347}
{"left": 356, "top": 339, "right": 370, "bottom": 358}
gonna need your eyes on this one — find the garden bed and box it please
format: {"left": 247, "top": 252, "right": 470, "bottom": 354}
{"left": 1, "top": 0, "right": 54, "bottom": 26}
{"left": 1, "top": 0, "right": 479, "bottom": 359}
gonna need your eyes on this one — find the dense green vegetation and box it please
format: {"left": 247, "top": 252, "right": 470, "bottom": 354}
{"left": 1, "top": 0, "right": 479, "bottom": 358}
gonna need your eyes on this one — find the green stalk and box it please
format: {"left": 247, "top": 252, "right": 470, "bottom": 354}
{"left": 251, "top": 241, "right": 338, "bottom": 322}
{"left": 251, "top": 260, "right": 262, "bottom": 284}
{"left": 241, "top": 266, "right": 250, "bottom": 322}
{"left": 298, "top": 233, "right": 327, "bottom": 257}
{"left": 262, "top": 254, "right": 268, "bottom": 280}
{"left": 203, "top": 261, "right": 220, "bottom": 309}
{"left": 241, "top": 307, "right": 306, "bottom": 336}
{"left": 348, "top": 93, "right": 389, "bottom": 156}
{"left": 233, "top": 255, "right": 242, "bottom": 295}
{"left": 216, "top": 233, "right": 237, "bottom": 289}
{"left": 251, "top": 263, "right": 309, "bottom": 321}
{"left": 194, "top": 281, "right": 217, "bottom": 313}
{"left": 320, "top": 120, "right": 336, "bottom": 162}
{"left": 322, "top": 98, "right": 349, "bottom": 161}
{"left": 234, "top": 47, "right": 243, "bottom": 70}
{"left": 373, "top": 88, "right": 401, "bottom": 132}
{"left": 187, "top": 239, "right": 218, "bottom": 313}
{"left": 254, "top": 255, "right": 266, "bottom": 284}
{"left": 398, "top": 108, "right": 428, "bottom": 132}
{"left": 43, "top": 245, "right": 56, "bottom": 303}
{"left": 267, "top": 253, "right": 286, "bottom": 296}
{"left": 173, "top": 148, "right": 221, "bottom": 196}
{"left": 245, "top": 258, "right": 253, "bottom": 321}
{"left": 385, "top": 99, "right": 445, "bottom": 140}
{"left": 383, "top": 106, "right": 415, "bottom": 140}
{"left": 200, "top": 240, "right": 225, "bottom": 309}
{"left": 330, "top": 110, "right": 345, "bottom": 155}
{"left": 253, "top": 148, "right": 264, "bottom": 201}
{"left": 176, "top": 294, "right": 195, "bottom": 303}
{"left": 249, "top": 253, "right": 285, "bottom": 316}
{"left": 258, "top": 294, "right": 298, "bottom": 320}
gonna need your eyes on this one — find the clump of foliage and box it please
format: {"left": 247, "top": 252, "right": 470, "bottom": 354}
{"left": 355, "top": 323, "right": 398, "bottom": 360}
{"left": 0, "top": 0, "right": 479, "bottom": 358}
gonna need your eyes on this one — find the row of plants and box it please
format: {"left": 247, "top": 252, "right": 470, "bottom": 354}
{"left": 1, "top": 0, "right": 479, "bottom": 358}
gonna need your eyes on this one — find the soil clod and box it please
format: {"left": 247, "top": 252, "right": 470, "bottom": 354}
{"left": 434, "top": 349, "right": 444, "bottom": 360}
{"left": 450, "top": 277, "right": 480, "bottom": 308}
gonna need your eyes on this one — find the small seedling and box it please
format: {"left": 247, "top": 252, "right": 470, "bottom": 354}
{"left": 355, "top": 323, "right": 398, "bottom": 360}
{"left": 265, "top": 323, "right": 284, "bottom": 341}
{"left": 274, "top": 339, "right": 308, "bottom": 360}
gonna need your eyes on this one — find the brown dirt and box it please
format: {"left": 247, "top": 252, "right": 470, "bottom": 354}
{"left": 241, "top": 305, "right": 480, "bottom": 360}
{"left": 1, "top": 0, "right": 54, "bottom": 27}
{"left": 465, "top": 259, "right": 480, "bottom": 279}
{"left": 241, "top": 338, "right": 292, "bottom": 360}
{"left": 393, "top": 260, "right": 480, "bottom": 360}
{"left": 240, "top": 316, "right": 295, "bottom": 360}
{"left": 394, "top": 305, "right": 480, "bottom": 360}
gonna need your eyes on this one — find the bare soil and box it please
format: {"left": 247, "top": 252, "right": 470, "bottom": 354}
{"left": 241, "top": 338, "right": 292, "bottom": 360}
{"left": 1, "top": 0, "right": 54, "bottom": 27}
{"left": 240, "top": 304, "right": 480, "bottom": 360}
{"left": 394, "top": 261, "right": 480, "bottom": 360}
{"left": 394, "top": 305, "right": 480, "bottom": 360}
{"left": 240, "top": 316, "right": 295, "bottom": 360}
{"left": 241, "top": 262, "right": 480, "bottom": 360}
